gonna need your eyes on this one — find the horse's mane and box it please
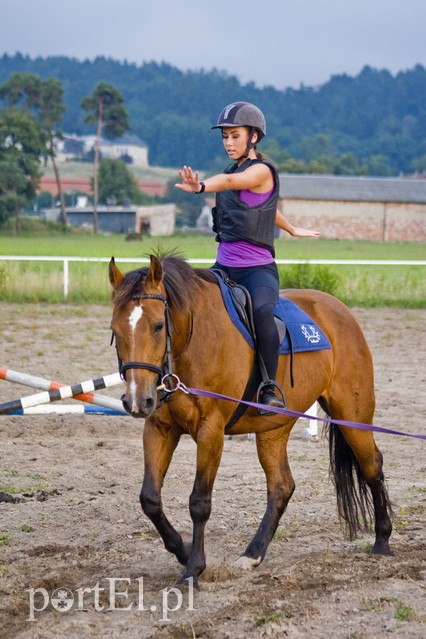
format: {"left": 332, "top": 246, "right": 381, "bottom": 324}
{"left": 113, "top": 252, "right": 218, "bottom": 312}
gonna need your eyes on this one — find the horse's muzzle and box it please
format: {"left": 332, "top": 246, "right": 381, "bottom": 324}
{"left": 121, "top": 392, "right": 157, "bottom": 418}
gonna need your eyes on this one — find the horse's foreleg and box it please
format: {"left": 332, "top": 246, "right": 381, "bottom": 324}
{"left": 178, "top": 423, "right": 224, "bottom": 588}
{"left": 140, "top": 421, "right": 190, "bottom": 566}
{"left": 236, "top": 427, "right": 295, "bottom": 569}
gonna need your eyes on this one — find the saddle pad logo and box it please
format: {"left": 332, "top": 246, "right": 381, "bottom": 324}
{"left": 301, "top": 324, "right": 321, "bottom": 344}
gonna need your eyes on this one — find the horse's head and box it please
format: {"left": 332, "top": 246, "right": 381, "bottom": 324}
{"left": 109, "top": 255, "right": 168, "bottom": 418}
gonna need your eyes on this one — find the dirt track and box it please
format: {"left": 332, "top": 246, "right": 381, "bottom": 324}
{"left": 0, "top": 304, "right": 425, "bottom": 638}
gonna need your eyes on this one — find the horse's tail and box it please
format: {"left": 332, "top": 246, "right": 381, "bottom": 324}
{"left": 327, "top": 423, "right": 375, "bottom": 540}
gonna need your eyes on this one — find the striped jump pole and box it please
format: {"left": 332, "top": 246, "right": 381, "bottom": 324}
{"left": 0, "top": 367, "right": 125, "bottom": 413}
{"left": 9, "top": 404, "right": 127, "bottom": 416}
{"left": 0, "top": 372, "right": 124, "bottom": 416}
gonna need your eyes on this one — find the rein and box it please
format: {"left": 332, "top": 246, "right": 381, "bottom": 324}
{"left": 161, "top": 378, "right": 426, "bottom": 441}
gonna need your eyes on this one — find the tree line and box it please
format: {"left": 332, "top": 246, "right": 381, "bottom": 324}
{"left": 1, "top": 53, "right": 425, "bottom": 174}
{"left": 1, "top": 54, "right": 425, "bottom": 231}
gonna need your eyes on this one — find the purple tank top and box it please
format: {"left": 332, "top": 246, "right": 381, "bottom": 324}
{"left": 216, "top": 187, "right": 274, "bottom": 267}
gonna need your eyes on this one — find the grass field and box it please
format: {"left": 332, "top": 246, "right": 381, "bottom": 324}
{"left": 41, "top": 159, "right": 177, "bottom": 183}
{"left": 0, "top": 232, "right": 425, "bottom": 306}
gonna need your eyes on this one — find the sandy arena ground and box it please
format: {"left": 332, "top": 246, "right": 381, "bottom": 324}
{"left": 0, "top": 304, "right": 425, "bottom": 638}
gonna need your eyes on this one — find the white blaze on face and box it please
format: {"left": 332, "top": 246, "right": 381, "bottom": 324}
{"left": 129, "top": 378, "right": 138, "bottom": 413}
{"left": 128, "top": 304, "right": 143, "bottom": 412}
{"left": 129, "top": 305, "right": 143, "bottom": 332}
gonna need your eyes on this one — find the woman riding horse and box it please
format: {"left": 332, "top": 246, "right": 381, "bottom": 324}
{"left": 175, "top": 101, "right": 319, "bottom": 411}
{"left": 109, "top": 253, "right": 393, "bottom": 589}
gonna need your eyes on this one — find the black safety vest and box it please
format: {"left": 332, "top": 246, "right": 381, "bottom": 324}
{"left": 212, "top": 159, "right": 279, "bottom": 256}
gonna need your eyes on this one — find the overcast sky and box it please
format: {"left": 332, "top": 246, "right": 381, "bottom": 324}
{"left": 2, "top": 0, "right": 425, "bottom": 90}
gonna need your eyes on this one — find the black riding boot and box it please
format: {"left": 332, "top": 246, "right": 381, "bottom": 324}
{"left": 253, "top": 300, "right": 286, "bottom": 414}
{"left": 260, "top": 384, "right": 286, "bottom": 409}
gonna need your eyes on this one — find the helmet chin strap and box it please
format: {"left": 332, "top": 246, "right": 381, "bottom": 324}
{"left": 235, "top": 127, "right": 257, "bottom": 162}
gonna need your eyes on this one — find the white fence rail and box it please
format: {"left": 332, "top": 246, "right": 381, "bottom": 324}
{"left": 1, "top": 256, "right": 425, "bottom": 300}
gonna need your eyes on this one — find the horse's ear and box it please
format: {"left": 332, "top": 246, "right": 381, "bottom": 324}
{"left": 109, "top": 257, "right": 124, "bottom": 289}
{"left": 146, "top": 255, "right": 163, "bottom": 288}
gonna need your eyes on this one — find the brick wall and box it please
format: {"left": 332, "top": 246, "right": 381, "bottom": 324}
{"left": 280, "top": 199, "right": 426, "bottom": 242}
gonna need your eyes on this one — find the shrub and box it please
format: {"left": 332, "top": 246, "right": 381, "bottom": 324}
{"left": 279, "top": 263, "right": 340, "bottom": 296}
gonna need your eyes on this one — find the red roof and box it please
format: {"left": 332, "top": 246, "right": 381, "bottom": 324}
{"left": 38, "top": 177, "right": 167, "bottom": 198}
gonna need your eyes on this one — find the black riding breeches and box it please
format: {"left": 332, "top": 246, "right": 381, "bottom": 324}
{"left": 214, "top": 261, "right": 280, "bottom": 381}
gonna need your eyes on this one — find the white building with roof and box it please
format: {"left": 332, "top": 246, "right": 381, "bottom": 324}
{"left": 56, "top": 133, "right": 148, "bottom": 167}
{"left": 98, "top": 134, "right": 148, "bottom": 167}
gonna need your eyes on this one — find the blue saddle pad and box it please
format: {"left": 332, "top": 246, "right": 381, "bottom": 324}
{"left": 215, "top": 275, "right": 331, "bottom": 354}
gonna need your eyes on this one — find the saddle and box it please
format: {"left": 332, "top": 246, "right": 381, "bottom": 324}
{"left": 211, "top": 268, "right": 287, "bottom": 346}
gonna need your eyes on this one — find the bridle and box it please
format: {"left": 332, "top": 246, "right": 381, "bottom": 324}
{"left": 113, "top": 293, "right": 176, "bottom": 394}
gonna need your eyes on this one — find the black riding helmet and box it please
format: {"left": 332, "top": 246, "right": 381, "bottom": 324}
{"left": 212, "top": 102, "right": 266, "bottom": 160}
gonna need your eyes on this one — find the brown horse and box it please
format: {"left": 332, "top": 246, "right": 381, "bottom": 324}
{"left": 109, "top": 253, "right": 393, "bottom": 588}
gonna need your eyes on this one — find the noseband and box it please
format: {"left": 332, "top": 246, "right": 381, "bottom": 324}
{"left": 115, "top": 293, "right": 174, "bottom": 390}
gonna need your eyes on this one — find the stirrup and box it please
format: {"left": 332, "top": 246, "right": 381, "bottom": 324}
{"left": 256, "top": 380, "right": 286, "bottom": 416}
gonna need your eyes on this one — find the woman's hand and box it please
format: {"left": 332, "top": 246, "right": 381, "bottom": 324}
{"left": 175, "top": 166, "right": 202, "bottom": 193}
{"left": 291, "top": 227, "right": 321, "bottom": 238}
{"left": 275, "top": 209, "right": 320, "bottom": 238}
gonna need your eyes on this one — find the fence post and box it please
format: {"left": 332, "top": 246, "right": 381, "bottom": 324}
{"left": 63, "top": 258, "right": 69, "bottom": 300}
{"left": 301, "top": 402, "right": 319, "bottom": 441}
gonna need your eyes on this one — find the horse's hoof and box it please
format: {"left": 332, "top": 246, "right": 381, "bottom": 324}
{"left": 177, "top": 575, "right": 200, "bottom": 590}
{"left": 234, "top": 555, "right": 262, "bottom": 570}
{"left": 372, "top": 542, "right": 394, "bottom": 556}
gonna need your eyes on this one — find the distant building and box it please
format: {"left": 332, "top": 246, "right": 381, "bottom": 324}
{"left": 62, "top": 136, "right": 85, "bottom": 157}
{"left": 56, "top": 133, "right": 149, "bottom": 167}
{"left": 136, "top": 204, "right": 176, "bottom": 236}
{"left": 55, "top": 134, "right": 94, "bottom": 161}
{"left": 196, "top": 203, "right": 214, "bottom": 234}
{"left": 279, "top": 174, "right": 426, "bottom": 242}
{"left": 98, "top": 134, "right": 148, "bottom": 167}
{"left": 43, "top": 204, "right": 176, "bottom": 235}
{"left": 37, "top": 176, "right": 166, "bottom": 199}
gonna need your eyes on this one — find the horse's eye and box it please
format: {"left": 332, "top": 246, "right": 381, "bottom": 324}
{"left": 154, "top": 322, "right": 164, "bottom": 334}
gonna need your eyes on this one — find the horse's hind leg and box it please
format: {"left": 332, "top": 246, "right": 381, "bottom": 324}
{"left": 331, "top": 424, "right": 393, "bottom": 555}
{"left": 368, "top": 443, "right": 393, "bottom": 555}
{"left": 322, "top": 384, "right": 393, "bottom": 554}
{"left": 319, "top": 320, "right": 393, "bottom": 555}
{"left": 140, "top": 420, "right": 191, "bottom": 566}
{"left": 235, "top": 426, "right": 295, "bottom": 569}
